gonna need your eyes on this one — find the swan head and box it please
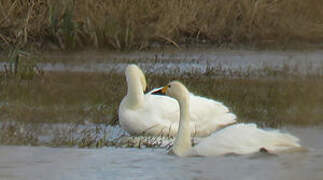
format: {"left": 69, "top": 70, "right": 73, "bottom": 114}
{"left": 125, "top": 64, "right": 147, "bottom": 92}
{"left": 152, "top": 81, "right": 189, "bottom": 102}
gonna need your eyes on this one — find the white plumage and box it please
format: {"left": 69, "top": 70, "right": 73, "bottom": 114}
{"left": 191, "top": 123, "right": 301, "bottom": 156}
{"left": 118, "top": 64, "right": 236, "bottom": 137}
{"left": 157, "top": 81, "right": 302, "bottom": 157}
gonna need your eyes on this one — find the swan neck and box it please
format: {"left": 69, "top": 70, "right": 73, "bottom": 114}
{"left": 126, "top": 76, "right": 144, "bottom": 108}
{"left": 173, "top": 95, "right": 192, "bottom": 156}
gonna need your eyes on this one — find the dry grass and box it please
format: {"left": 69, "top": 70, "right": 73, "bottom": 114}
{"left": 0, "top": 121, "right": 126, "bottom": 147}
{"left": 1, "top": 0, "right": 323, "bottom": 50}
{"left": 0, "top": 121, "right": 176, "bottom": 148}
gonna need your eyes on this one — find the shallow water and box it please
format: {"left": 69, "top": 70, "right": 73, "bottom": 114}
{"left": 0, "top": 126, "right": 323, "bottom": 180}
{"left": 1, "top": 49, "right": 323, "bottom": 75}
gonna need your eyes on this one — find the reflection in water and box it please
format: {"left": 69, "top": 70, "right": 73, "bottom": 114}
{"left": 0, "top": 127, "right": 322, "bottom": 180}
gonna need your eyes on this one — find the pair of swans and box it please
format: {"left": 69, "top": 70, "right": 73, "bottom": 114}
{"left": 152, "top": 81, "right": 302, "bottom": 157}
{"left": 119, "top": 64, "right": 236, "bottom": 137}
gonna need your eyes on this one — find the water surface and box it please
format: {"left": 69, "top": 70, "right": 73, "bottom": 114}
{"left": 1, "top": 49, "right": 323, "bottom": 75}
{"left": 0, "top": 126, "right": 322, "bottom": 180}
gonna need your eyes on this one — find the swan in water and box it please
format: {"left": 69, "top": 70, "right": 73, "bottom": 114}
{"left": 152, "top": 81, "right": 302, "bottom": 157}
{"left": 118, "top": 64, "right": 236, "bottom": 137}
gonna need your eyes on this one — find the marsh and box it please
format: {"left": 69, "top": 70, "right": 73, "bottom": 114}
{"left": 0, "top": 49, "right": 323, "bottom": 179}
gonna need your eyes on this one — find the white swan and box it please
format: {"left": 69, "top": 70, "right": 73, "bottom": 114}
{"left": 118, "top": 64, "right": 236, "bottom": 137}
{"left": 153, "top": 81, "right": 302, "bottom": 157}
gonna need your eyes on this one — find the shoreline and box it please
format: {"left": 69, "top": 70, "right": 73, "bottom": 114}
{"left": 1, "top": 47, "right": 323, "bottom": 62}
{"left": 1, "top": 48, "right": 322, "bottom": 75}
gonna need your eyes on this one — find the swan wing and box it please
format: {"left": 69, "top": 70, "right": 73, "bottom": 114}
{"left": 120, "top": 91, "right": 237, "bottom": 137}
{"left": 119, "top": 94, "right": 180, "bottom": 136}
{"left": 192, "top": 123, "right": 301, "bottom": 156}
{"left": 189, "top": 93, "right": 237, "bottom": 136}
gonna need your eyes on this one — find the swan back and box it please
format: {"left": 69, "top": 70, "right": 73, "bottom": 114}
{"left": 192, "top": 123, "right": 301, "bottom": 156}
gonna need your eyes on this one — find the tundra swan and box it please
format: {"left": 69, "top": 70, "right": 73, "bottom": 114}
{"left": 118, "top": 64, "right": 236, "bottom": 137}
{"left": 152, "top": 81, "right": 302, "bottom": 157}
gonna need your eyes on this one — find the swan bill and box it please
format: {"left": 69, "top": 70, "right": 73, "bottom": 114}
{"left": 151, "top": 86, "right": 168, "bottom": 95}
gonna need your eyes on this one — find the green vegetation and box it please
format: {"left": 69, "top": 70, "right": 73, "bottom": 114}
{"left": 0, "top": 71, "right": 123, "bottom": 125}
{"left": 1, "top": 63, "right": 322, "bottom": 126}
{"left": 1, "top": 0, "right": 323, "bottom": 51}
{"left": 0, "top": 56, "right": 323, "bottom": 146}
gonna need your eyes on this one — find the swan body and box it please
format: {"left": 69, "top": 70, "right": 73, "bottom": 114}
{"left": 155, "top": 81, "right": 302, "bottom": 157}
{"left": 190, "top": 123, "right": 301, "bottom": 156}
{"left": 118, "top": 64, "right": 236, "bottom": 137}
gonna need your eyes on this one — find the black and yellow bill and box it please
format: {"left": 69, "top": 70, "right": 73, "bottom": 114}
{"left": 151, "top": 85, "right": 168, "bottom": 95}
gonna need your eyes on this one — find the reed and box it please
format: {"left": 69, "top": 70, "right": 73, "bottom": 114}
{"left": 1, "top": 0, "right": 323, "bottom": 50}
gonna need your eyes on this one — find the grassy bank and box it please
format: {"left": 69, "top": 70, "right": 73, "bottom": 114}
{"left": 1, "top": 0, "right": 323, "bottom": 51}
{"left": 1, "top": 62, "right": 323, "bottom": 146}
{"left": 1, "top": 64, "right": 322, "bottom": 127}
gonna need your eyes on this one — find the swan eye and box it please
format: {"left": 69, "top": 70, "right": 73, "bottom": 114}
{"left": 168, "top": 85, "right": 171, "bottom": 88}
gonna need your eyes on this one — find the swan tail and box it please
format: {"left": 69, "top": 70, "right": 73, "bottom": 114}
{"left": 275, "top": 133, "right": 301, "bottom": 148}
{"left": 215, "top": 113, "right": 237, "bottom": 127}
{"left": 263, "top": 129, "right": 302, "bottom": 153}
